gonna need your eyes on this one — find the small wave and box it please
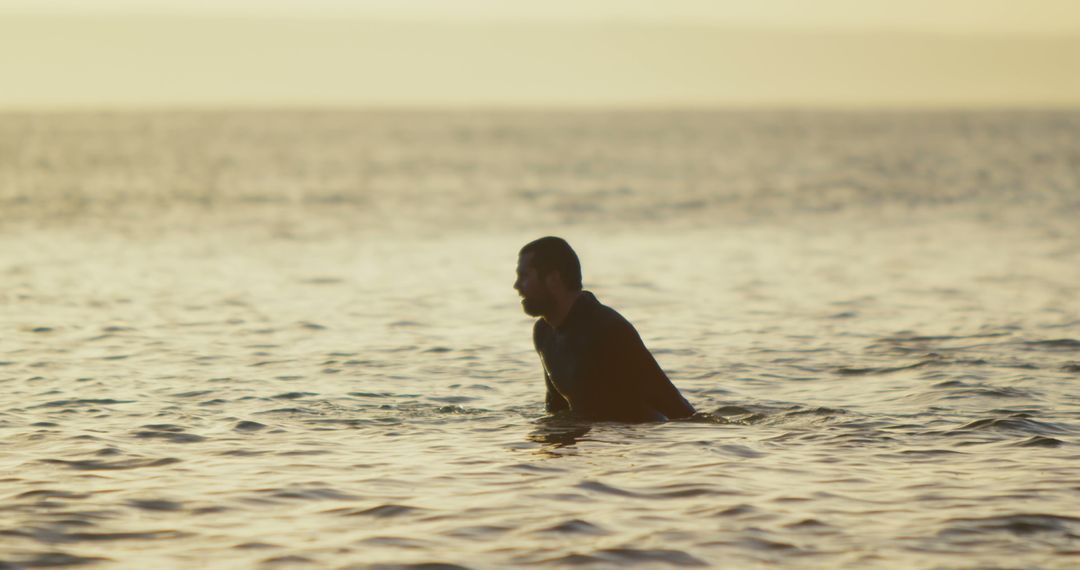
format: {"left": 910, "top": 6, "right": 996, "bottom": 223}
{"left": 299, "top": 276, "right": 344, "bottom": 285}
{"left": 1012, "top": 436, "right": 1065, "bottom": 447}
{"left": 30, "top": 398, "right": 135, "bottom": 409}
{"left": 271, "top": 392, "right": 318, "bottom": 400}
{"left": 732, "top": 537, "right": 799, "bottom": 551}
{"left": 697, "top": 504, "right": 758, "bottom": 518}
{"left": 218, "top": 450, "right": 269, "bottom": 458}
{"left": 234, "top": 421, "right": 266, "bottom": 431}
{"left": 427, "top": 396, "right": 478, "bottom": 404}
{"left": 435, "top": 405, "right": 488, "bottom": 415}
{"left": 40, "top": 457, "right": 181, "bottom": 470}
{"left": 127, "top": 499, "right": 184, "bottom": 511}
{"left": 356, "top": 536, "right": 435, "bottom": 549}
{"left": 254, "top": 407, "right": 320, "bottom": 416}
{"left": 784, "top": 518, "right": 831, "bottom": 529}
{"left": 987, "top": 408, "right": 1043, "bottom": 415}
{"left": 786, "top": 406, "right": 847, "bottom": 418}
{"left": 693, "top": 403, "right": 848, "bottom": 426}
{"left": 576, "top": 480, "right": 735, "bottom": 500}
{"left": 263, "top": 486, "right": 359, "bottom": 501}
{"left": 1022, "top": 338, "right": 1080, "bottom": 351}
{"left": 0, "top": 552, "right": 110, "bottom": 567}
{"left": 951, "top": 415, "right": 1073, "bottom": 436}
{"left": 535, "top": 549, "right": 707, "bottom": 568}
{"left": 834, "top": 361, "right": 931, "bottom": 375}
{"left": 594, "top": 548, "right": 708, "bottom": 567}
{"left": 3, "top": 527, "right": 185, "bottom": 544}
{"left": 348, "top": 392, "right": 420, "bottom": 399}
{"left": 58, "top": 530, "right": 186, "bottom": 543}
{"left": 390, "top": 403, "right": 491, "bottom": 417}
{"left": 712, "top": 444, "right": 766, "bottom": 459}
{"left": 896, "top": 449, "right": 966, "bottom": 457}
{"left": 937, "top": 385, "right": 1036, "bottom": 399}
{"left": 369, "top": 563, "right": 471, "bottom": 570}
{"left": 442, "top": 525, "right": 512, "bottom": 540}
{"left": 651, "top": 484, "right": 737, "bottom": 498}
{"left": 577, "top": 480, "right": 637, "bottom": 497}
{"left": 696, "top": 406, "right": 761, "bottom": 423}
{"left": 941, "top": 513, "right": 1080, "bottom": 536}
{"left": 389, "top": 320, "right": 423, "bottom": 328}
{"left": 536, "top": 518, "right": 608, "bottom": 535}
{"left": 233, "top": 542, "right": 279, "bottom": 550}
{"left": 16, "top": 489, "right": 90, "bottom": 500}
{"left": 866, "top": 332, "right": 1012, "bottom": 355}
{"left": 306, "top": 418, "right": 395, "bottom": 429}
{"left": 132, "top": 430, "right": 207, "bottom": 444}
{"left": 172, "top": 390, "right": 214, "bottom": 398}
{"left": 328, "top": 504, "right": 421, "bottom": 518}
{"left": 139, "top": 423, "right": 185, "bottom": 431}
{"left": 711, "top": 405, "right": 755, "bottom": 416}
{"left": 262, "top": 555, "right": 315, "bottom": 566}
{"left": 250, "top": 360, "right": 291, "bottom": 367}
{"left": 881, "top": 332, "right": 1011, "bottom": 343}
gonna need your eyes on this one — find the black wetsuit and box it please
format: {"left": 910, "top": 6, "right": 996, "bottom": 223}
{"left": 533, "top": 291, "right": 696, "bottom": 422}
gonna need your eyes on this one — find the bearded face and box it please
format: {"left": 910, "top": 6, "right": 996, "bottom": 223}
{"left": 514, "top": 253, "right": 556, "bottom": 317}
{"left": 520, "top": 286, "right": 555, "bottom": 317}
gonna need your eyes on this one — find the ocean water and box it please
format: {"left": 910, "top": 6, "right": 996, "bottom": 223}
{"left": 1, "top": 110, "right": 1079, "bottom": 569}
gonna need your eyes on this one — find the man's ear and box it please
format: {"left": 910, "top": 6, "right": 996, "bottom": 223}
{"left": 543, "top": 270, "right": 563, "bottom": 291}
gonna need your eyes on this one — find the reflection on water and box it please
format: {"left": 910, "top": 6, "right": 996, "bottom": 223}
{"left": 527, "top": 415, "right": 593, "bottom": 456}
{"left": 1, "top": 110, "right": 1079, "bottom": 569}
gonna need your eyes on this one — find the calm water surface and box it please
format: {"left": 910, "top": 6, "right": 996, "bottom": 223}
{"left": 1, "top": 111, "right": 1079, "bottom": 569}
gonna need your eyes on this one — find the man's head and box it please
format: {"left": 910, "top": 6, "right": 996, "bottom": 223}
{"left": 515, "top": 236, "right": 582, "bottom": 317}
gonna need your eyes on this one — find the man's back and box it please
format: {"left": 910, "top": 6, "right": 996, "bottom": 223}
{"left": 533, "top": 291, "right": 695, "bottom": 422}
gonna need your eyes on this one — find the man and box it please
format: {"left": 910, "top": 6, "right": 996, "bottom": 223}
{"left": 514, "top": 237, "right": 696, "bottom": 422}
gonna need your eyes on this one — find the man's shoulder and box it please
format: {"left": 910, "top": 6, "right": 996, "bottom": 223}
{"left": 569, "top": 297, "right": 637, "bottom": 354}
{"left": 589, "top": 296, "right": 636, "bottom": 333}
{"left": 532, "top": 318, "right": 552, "bottom": 346}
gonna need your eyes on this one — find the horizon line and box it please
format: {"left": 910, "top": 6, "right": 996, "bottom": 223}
{"left": 4, "top": 102, "right": 1080, "bottom": 114}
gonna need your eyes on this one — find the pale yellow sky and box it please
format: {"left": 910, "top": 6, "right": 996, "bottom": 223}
{"left": 5, "top": 0, "right": 1080, "bottom": 33}
{"left": 2, "top": 1, "right": 1079, "bottom": 109}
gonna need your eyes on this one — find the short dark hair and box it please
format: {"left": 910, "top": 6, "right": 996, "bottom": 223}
{"left": 519, "top": 236, "right": 582, "bottom": 291}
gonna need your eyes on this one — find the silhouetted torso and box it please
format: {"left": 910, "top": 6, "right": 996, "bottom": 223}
{"left": 533, "top": 291, "right": 695, "bottom": 422}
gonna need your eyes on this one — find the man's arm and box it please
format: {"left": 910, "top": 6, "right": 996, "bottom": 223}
{"left": 535, "top": 320, "right": 570, "bottom": 413}
{"left": 544, "top": 371, "right": 570, "bottom": 413}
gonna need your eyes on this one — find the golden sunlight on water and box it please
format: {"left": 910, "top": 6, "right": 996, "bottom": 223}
{"left": 1, "top": 111, "right": 1079, "bottom": 569}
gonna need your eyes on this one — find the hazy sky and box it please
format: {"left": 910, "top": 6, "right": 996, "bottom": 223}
{"left": 6, "top": 0, "right": 1080, "bottom": 33}
{"left": 2, "top": 0, "right": 1079, "bottom": 109}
